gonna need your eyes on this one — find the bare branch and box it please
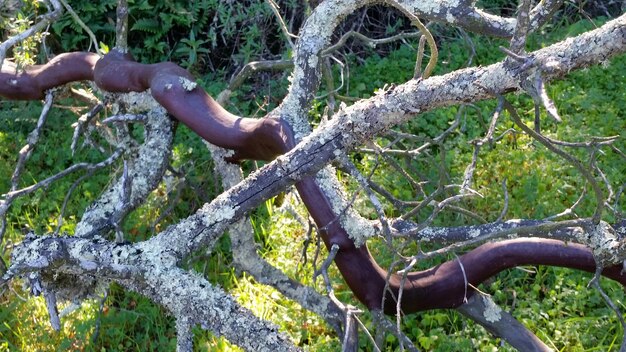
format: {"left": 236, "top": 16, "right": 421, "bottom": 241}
{"left": 10, "top": 90, "right": 54, "bottom": 192}
{"left": 58, "top": 0, "right": 100, "bottom": 54}
{"left": 501, "top": 98, "right": 606, "bottom": 223}
{"left": 457, "top": 294, "right": 552, "bottom": 351}
{"left": 116, "top": 0, "right": 129, "bottom": 52}
{"left": 266, "top": 0, "right": 296, "bottom": 49}
{"left": 386, "top": 0, "right": 438, "bottom": 78}
{"left": 0, "top": 0, "right": 63, "bottom": 66}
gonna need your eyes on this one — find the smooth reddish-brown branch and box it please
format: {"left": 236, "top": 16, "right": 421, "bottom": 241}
{"left": 0, "top": 52, "right": 99, "bottom": 100}
{"left": 1, "top": 50, "right": 293, "bottom": 162}
{"left": 2, "top": 50, "right": 624, "bottom": 317}
{"left": 298, "top": 176, "right": 626, "bottom": 314}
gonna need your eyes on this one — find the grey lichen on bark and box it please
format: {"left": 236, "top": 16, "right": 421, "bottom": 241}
{"left": 206, "top": 143, "right": 345, "bottom": 334}
{"left": 75, "top": 92, "right": 174, "bottom": 238}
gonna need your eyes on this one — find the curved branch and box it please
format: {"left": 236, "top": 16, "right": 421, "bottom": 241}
{"left": 2, "top": 6, "right": 625, "bottom": 329}
{"left": 457, "top": 294, "right": 552, "bottom": 351}
{"left": 94, "top": 50, "right": 295, "bottom": 162}
{"left": 298, "top": 176, "right": 626, "bottom": 314}
{"left": 74, "top": 94, "right": 174, "bottom": 237}
{"left": 0, "top": 52, "right": 99, "bottom": 100}
{"left": 0, "top": 0, "right": 63, "bottom": 65}
{"left": 5, "top": 235, "right": 298, "bottom": 351}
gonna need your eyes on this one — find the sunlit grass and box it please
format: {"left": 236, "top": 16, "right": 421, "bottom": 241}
{"left": 0, "top": 16, "right": 624, "bottom": 351}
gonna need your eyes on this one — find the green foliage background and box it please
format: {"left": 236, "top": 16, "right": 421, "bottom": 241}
{"left": 0, "top": 1, "right": 625, "bottom": 351}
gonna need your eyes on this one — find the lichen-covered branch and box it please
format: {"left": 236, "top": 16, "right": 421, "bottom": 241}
{"left": 4, "top": 235, "right": 298, "bottom": 351}
{"left": 207, "top": 144, "right": 345, "bottom": 334}
{"left": 74, "top": 93, "right": 174, "bottom": 238}
{"left": 457, "top": 294, "right": 552, "bottom": 351}
{"left": 0, "top": 0, "right": 62, "bottom": 65}
{"left": 1, "top": 3, "right": 625, "bottom": 350}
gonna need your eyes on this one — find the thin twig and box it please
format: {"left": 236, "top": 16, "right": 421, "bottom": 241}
{"left": 10, "top": 90, "right": 54, "bottom": 192}
{"left": 372, "top": 310, "right": 420, "bottom": 352}
{"left": 408, "top": 219, "right": 588, "bottom": 260}
{"left": 265, "top": 0, "right": 296, "bottom": 49}
{"left": 44, "top": 290, "right": 61, "bottom": 331}
{"left": 71, "top": 103, "right": 104, "bottom": 155}
{"left": 353, "top": 314, "right": 382, "bottom": 352}
{"left": 3, "top": 149, "right": 123, "bottom": 200}
{"left": 336, "top": 154, "right": 392, "bottom": 241}
{"left": 116, "top": 0, "right": 129, "bottom": 52}
{"left": 324, "top": 30, "right": 422, "bottom": 56}
{"left": 0, "top": 0, "right": 63, "bottom": 66}
{"left": 58, "top": 0, "right": 101, "bottom": 54}
{"left": 92, "top": 289, "right": 109, "bottom": 343}
{"left": 496, "top": 179, "right": 509, "bottom": 222}
{"left": 501, "top": 98, "right": 605, "bottom": 224}
{"left": 385, "top": 0, "right": 437, "bottom": 78}
{"left": 509, "top": 0, "right": 532, "bottom": 55}
{"left": 313, "top": 244, "right": 340, "bottom": 293}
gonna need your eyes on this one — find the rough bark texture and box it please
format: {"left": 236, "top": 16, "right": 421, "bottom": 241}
{"left": 1, "top": 2, "right": 625, "bottom": 350}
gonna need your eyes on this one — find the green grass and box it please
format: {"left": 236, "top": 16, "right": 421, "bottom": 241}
{"left": 1, "top": 17, "right": 625, "bottom": 352}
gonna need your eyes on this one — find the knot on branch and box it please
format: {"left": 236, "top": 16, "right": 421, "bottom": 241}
{"left": 8, "top": 234, "right": 103, "bottom": 303}
{"left": 581, "top": 221, "right": 626, "bottom": 266}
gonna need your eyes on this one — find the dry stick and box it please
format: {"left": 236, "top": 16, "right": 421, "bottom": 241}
{"left": 385, "top": 0, "right": 437, "bottom": 78}
{"left": 2, "top": 149, "right": 123, "bottom": 212}
{"left": 220, "top": 29, "right": 422, "bottom": 106}
{"left": 396, "top": 269, "right": 410, "bottom": 352}
{"left": 217, "top": 60, "right": 293, "bottom": 105}
{"left": 113, "top": 160, "right": 132, "bottom": 243}
{"left": 353, "top": 314, "right": 382, "bottom": 352}
{"left": 415, "top": 219, "right": 588, "bottom": 261}
{"left": 369, "top": 141, "right": 425, "bottom": 190}
{"left": 1, "top": 91, "right": 53, "bottom": 241}
{"left": 44, "top": 290, "right": 61, "bottom": 331}
{"left": 313, "top": 244, "right": 340, "bottom": 292}
{"left": 538, "top": 133, "right": 619, "bottom": 148}
{"left": 58, "top": 0, "right": 100, "bottom": 54}
{"left": 265, "top": 0, "right": 296, "bottom": 49}
{"left": 371, "top": 310, "right": 420, "bottom": 352}
{"left": 176, "top": 318, "right": 193, "bottom": 352}
{"left": 71, "top": 103, "right": 104, "bottom": 155}
{"left": 342, "top": 309, "right": 359, "bottom": 352}
{"left": 316, "top": 55, "right": 345, "bottom": 101}
{"left": 414, "top": 35, "right": 426, "bottom": 79}
{"left": 615, "top": 184, "right": 625, "bottom": 220}
{"left": 91, "top": 289, "right": 109, "bottom": 343}
{"left": 336, "top": 155, "right": 392, "bottom": 241}
{"left": 509, "top": 0, "right": 532, "bottom": 55}
{"left": 149, "top": 175, "right": 185, "bottom": 233}
{"left": 535, "top": 73, "right": 561, "bottom": 122}
{"left": 460, "top": 99, "right": 503, "bottom": 193}
{"left": 116, "top": 0, "right": 129, "bottom": 52}
{"left": 323, "top": 30, "right": 422, "bottom": 56}
{"left": 320, "top": 57, "right": 337, "bottom": 111}
{"left": 0, "top": 0, "right": 62, "bottom": 66}
{"left": 501, "top": 98, "right": 605, "bottom": 224}
{"left": 10, "top": 91, "right": 54, "bottom": 192}
{"left": 545, "top": 187, "right": 587, "bottom": 221}
{"left": 590, "top": 279, "right": 626, "bottom": 352}
{"left": 54, "top": 172, "right": 98, "bottom": 235}
{"left": 496, "top": 179, "right": 509, "bottom": 222}
{"left": 457, "top": 294, "right": 552, "bottom": 351}
{"left": 509, "top": 0, "right": 562, "bottom": 131}
{"left": 591, "top": 149, "right": 614, "bottom": 204}
{"left": 528, "top": 0, "right": 564, "bottom": 32}
{"left": 458, "top": 28, "right": 477, "bottom": 67}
